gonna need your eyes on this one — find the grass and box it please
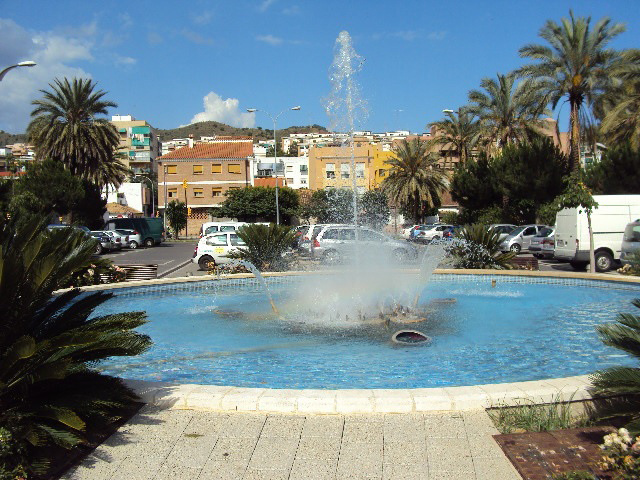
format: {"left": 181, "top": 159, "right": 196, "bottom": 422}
{"left": 487, "top": 394, "right": 591, "bottom": 434}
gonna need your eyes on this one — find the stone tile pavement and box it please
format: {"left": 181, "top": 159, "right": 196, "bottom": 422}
{"left": 63, "top": 408, "right": 521, "bottom": 480}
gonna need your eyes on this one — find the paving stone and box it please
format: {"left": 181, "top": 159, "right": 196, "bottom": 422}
{"left": 382, "top": 440, "right": 428, "bottom": 465}
{"left": 301, "top": 415, "right": 345, "bottom": 438}
{"left": 342, "top": 420, "right": 384, "bottom": 444}
{"left": 152, "top": 463, "right": 202, "bottom": 480}
{"left": 289, "top": 458, "right": 338, "bottom": 480}
{"left": 243, "top": 468, "right": 291, "bottom": 480}
{"left": 183, "top": 412, "right": 229, "bottom": 437}
{"left": 163, "top": 434, "right": 217, "bottom": 467}
{"left": 248, "top": 438, "right": 299, "bottom": 470}
{"left": 382, "top": 462, "right": 430, "bottom": 480}
{"left": 220, "top": 414, "right": 267, "bottom": 438}
{"left": 462, "top": 411, "right": 501, "bottom": 436}
{"left": 467, "top": 435, "right": 507, "bottom": 459}
{"left": 110, "top": 456, "right": 166, "bottom": 480}
{"left": 296, "top": 436, "right": 342, "bottom": 461}
{"left": 344, "top": 414, "right": 385, "bottom": 423}
{"left": 426, "top": 437, "right": 472, "bottom": 460}
{"left": 473, "top": 457, "right": 521, "bottom": 480}
{"left": 428, "top": 469, "right": 476, "bottom": 479}
{"left": 208, "top": 437, "right": 258, "bottom": 463}
{"left": 60, "top": 463, "right": 116, "bottom": 480}
{"left": 424, "top": 414, "right": 467, "bottom": 439}
{"left": 260, "top": 414, "right": 305, "bottom": 438}
{"left": 198, "top": 461, "right": 246, "bottom": 479}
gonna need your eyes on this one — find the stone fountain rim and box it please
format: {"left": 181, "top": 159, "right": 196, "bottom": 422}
{"left": 69, "top": 269, "right": 639, "bottom": 413}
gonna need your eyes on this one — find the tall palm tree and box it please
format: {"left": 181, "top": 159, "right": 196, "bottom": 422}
{"left": 28, "top": 77, "right": 120, "bottom": 184}
{"left": 517, "top": 11, "right": 626, "bottom": 171}
{"left": 382, "top": 138, "right": 448, "bottom": 224}
{"left": 468, "top": 72, "right": 550, "bottom": 156}
{"left": 427, "top": 107, "right": 481, "bottom": 168}
{"left": 598, "top": 49, "right": 640, "bottom": 149}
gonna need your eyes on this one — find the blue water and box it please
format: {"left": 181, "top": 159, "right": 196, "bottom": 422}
{"left": 95, "top": 277, "right": 640, "bottom": 389}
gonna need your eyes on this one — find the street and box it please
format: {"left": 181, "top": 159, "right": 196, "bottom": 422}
{"left": 102, "top": 241, "right": 621, "bottom": 279}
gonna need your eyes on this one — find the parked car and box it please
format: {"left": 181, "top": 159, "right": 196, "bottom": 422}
{"left": 488, "top": 224, "right": 517, "bottom": 242}
{"left": 413, "top": 224, "right": 454, "bottom": 244}
{"left": 192, "top": 231, "right": 246, "bottom": 270}
{"left": 89, "top": 231, "right": 115, "bottom": 255}
{"left": 103, "top": 218, "right": 165, "bottom": 247}
{"left": 443, "top": 225, "right": 461, "bottom": 240}
{"left": 401, "top": 225, "right": 421, "bottom": 239}
{"left": 499, "top": 224, "right": 549, "bottom": 254}
{"left": 199, "top": 221, "right": 248, "bottom": 238}
{"left": 555, "top": 195, "right": 640, "bottom": 272}
{"left": 312, "top": 225, "right": 417, "bottom": 264}
{"left": 116, "top": 229, "right": 143, "bottom": 249}
{"left": 620, "top": 219, "right": 640, "bottom": 265}
{"left": 102, "top": 230, "right": 125, "bottom": 250}
{"left": 297, "top": 224, "right": 348, "bottom": 255}
{"left": 529, "top": 227, "right": 555, "bottom": 259}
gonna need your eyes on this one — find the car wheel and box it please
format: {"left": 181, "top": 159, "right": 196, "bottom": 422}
{"left": 198, "top": 255, "right": 215, "bottom": 270}
{"left": 94, "top": 243, "right": 103, "bottom": 255}
{"left": 323, "top": 249, "right": 340, "bottom": 264}
{"left": 569, "top": 260, "right": 588, "bottom": 271}
{"left": 595, "top": 251, "right": 614, "bottom": 272}
{"left": 129, "top": 240, "right": 138, "bottom": 249}
{"left": 144, "top": 238, "right": 155, "bottom": 248}
{"left": 510, "top": 244, "right": 521, "bottom": 254}
{"left": 393, "top": 248, "right": 409, "bottom": 264}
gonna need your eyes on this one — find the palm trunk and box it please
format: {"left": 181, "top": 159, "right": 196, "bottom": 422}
{"left": 569, "top": 101, "right": 581, "bottom": 173}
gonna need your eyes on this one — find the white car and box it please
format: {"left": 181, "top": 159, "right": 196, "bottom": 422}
{"left": 413, "top": 224, "right": 453, "bottom": 243}
{"left": 192, "top": 232, "right": 246, "bottom": 269}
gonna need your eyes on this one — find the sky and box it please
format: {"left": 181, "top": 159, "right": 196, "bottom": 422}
{"left": 1, "top": 0, "right": 639, "bottom": 136}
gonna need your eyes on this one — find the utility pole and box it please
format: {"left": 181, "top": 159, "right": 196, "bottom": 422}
{"left": 183, "top": 179, "right": 188, "bottom": 237}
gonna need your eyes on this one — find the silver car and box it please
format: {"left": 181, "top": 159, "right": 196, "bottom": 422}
{"left": 529, "top": 227, "right": 555, "bottom": 259}
{"left": 499, "top": 224, "right": 550, "bottom": 254}
{"left": 488, "top": 224, "right": 517, "bottom": 242}
{"left": 116, "top": 229, "right": 143, "bottom": 249}
{"left": 312, "top": 225, "right": 417, "bottom": 264}
{"left": 620, "top": 220, "right": 640, "bottom": 265}
{"left": 89, "top": 231, "right": 116, "bottom": 254}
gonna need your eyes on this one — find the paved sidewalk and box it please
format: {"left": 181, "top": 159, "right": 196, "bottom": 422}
{"left": 63, "top": 408, "right": 520, "bottom": 480}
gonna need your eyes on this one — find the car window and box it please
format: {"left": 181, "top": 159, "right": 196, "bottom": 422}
{"left": 205, "top": 226, "right": 219, "bottom": 235}
{"left": 337, "top": 229, "right": 355, "bottom": 240}
{"left": 322, "top": 228, "right": 339, "bottom": 240}
{"left": 359, "top": 229, "right": 385, "bottom": 242}
{"left": 624, "top": 224, "right": 640, "bottom": 242}
{"left": 229, "top": 234, "right": 246, "bottom": 246}
{"left": 538, "top": 227, "right": 553, "bottom": 237}
{"left": 220, "top": 225, "right": 236, "bottom": 232}
{"left": 206, "top": 234, "right": 228, "bottom": 246}
{"left": 312, "top": 225, "right": 324, "bottom": 238}
{"left": 523, "top": 227, "right": 537, "bottom": 236}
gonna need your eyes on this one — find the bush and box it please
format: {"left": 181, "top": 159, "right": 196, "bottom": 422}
{"left": 226, "top": 223, "right": 296, "bottom": 271}
{"left": 438, "top": 211, "right": 459, "bottom": 225}
{"left": 447, "top": 223, "right": 515, "bottom": 269}
{"left": 599, "top": 428, "right": 640, "bottom": 478}
{"left": 618, "top": 251, "right": 640, "bottom": 276}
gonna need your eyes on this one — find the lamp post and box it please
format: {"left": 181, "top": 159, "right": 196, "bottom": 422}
{"left": 136, "top": 174, "right": 155, "bottom": 217}
{"left": 247, "top": 106, "right": 300, "bottom": 224}
{"left": 163, "top": 164, "right": 168, "bottom": 235}
{"left": 0, "top": 61, "right": 36, "bottom": 82}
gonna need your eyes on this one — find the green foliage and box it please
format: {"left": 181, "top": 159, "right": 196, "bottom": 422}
{"left": 0, "top": 426, "right": 28, "bottom": 480}
{"left": 537, "top": 201, "right": 561, "bottom": 226}
{"left": 426, "top": 107, "right": 481, "bottom": 165}
{"left": 619, "top": 251, "right": 640, "bottom": 276}
{"left": 299, "top": 188, "right": 355, "bottom": 224}
{"left": 226, "top": 223, "right": 296, "bottom": 271}
{"left": 552, "top": 471, "right": 596, "bottom": 480}
{"left": 554, "top": 173, "right": 599, "bottom": 215}
{"left": 72, "top": 179, "right": 108, "bottom": 229}
{"left": 217, "top": 186, "right": 300, "bottom": 224}
{"left": 591, "top": 299, "right": 640, "bottom": 434}
{"left": 599, "top": 428, "right": 640, "bottom": 479}
{"left": 451, "top": 154, "right": 501, "bottom": 215}
{"left": 0, "top": 217, "right": 151, "bottom": 476}
{"left": 166, "top": 200, "right": 187, "bottom": 238}
{"left": 438, "top": 211, "right": 459, "bottom": 225}
{"left": 382, "top": 138, "right": 447, "bottom": 224}
{"left": 488, "top": 394, "right": 587, "bottom": 434}
{"left": 586, "top": 142, "right": 640, "bottom": 195}
{"left": 447, "top": 223, "right": 515, "bottom": 269}
{"left": 360, "top": 190, "right": 390, "bottom": 230}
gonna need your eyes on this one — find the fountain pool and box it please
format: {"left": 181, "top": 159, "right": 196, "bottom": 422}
{"left": 96, "top": 272, "right": 639, "bottom": 390}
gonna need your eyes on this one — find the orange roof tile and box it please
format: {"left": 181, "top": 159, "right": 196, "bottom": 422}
{"left": 159, "top": 142, "right": 253, "bottom": 160}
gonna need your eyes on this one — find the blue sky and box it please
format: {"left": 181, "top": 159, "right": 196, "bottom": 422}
{"left": 1, "top": 0, "right": 638, "bottom": 136}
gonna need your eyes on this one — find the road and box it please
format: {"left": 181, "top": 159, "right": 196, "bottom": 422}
{"left": 102, "top": 241, "right": 621, "bottom": 279}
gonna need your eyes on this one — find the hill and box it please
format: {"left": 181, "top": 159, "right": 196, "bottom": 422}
{"left": 155, "top": 121, "right": 329, "bottom": 142}
{"left": 0, "top": 131, "right": 28, "bottom": 146}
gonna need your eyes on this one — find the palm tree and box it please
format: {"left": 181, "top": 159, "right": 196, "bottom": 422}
{"left": 27, "top": 77, "right": 120, "bottom": 184}
{"left": 598, "top": 49, "right": 640, "bottom": 149}
{"left": 382, "top": 138, "right": 448, "bottom": 224}
{"left": 468, "top": 72, "right": 550, "bottom": 156}
{"left": 0, "top": 217, "right": 151, "bottom": 475}
{"left": 427, "top": 107, "right": 481, "bottom": 168}
{"left": 517, "top": 11, "right": 626, "bottom": 171}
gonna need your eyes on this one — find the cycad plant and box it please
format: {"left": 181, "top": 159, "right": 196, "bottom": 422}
{"left": 447, "top": 223, "right": 515, "bottom": 269}
{"left": 591, "top": 299, "right": 640, "bottom": 434}
{"left": 226, "top": 223, "right": 296, "bottom": 271}
{"left": 0, "top": 217, "right": 151, "bottom": 476}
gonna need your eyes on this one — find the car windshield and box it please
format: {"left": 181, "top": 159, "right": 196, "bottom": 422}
{"left": 624, "top": 224, "right": 640, "bottom": 242}
{"left": 538, "top": 227, "right": 554, "bottom": 237}
{"left": 509, "top": 226, "right": 526, "bottom": 236}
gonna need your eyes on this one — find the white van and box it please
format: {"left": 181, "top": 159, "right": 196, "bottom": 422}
{"left": 554, "top": 195, "right": 640, "bottom": 272}
{"left": 198, "top": 222, "right": 247, "bottom": 238}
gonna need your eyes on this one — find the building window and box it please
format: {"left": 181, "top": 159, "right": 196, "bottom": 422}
{"left": 286, "top": 165, "right": 294, "bottom": 172}
{"left": 193, "top": 188, "right": 203, "bottom": 198}
{"left": 227, "top": 187, "right": 240, "bottom": 192}
{"left": 300, "top": 179, "right": 307, "bottom": 185}
{"left": 193, "top": 165, "right": 203, "bottom": 175}
{"left": 300, "top": 165, "right": 308, "bottom": 174}
{"left": 166, "top": 165, "right": 177, "bottom": 174}
{"left": 168, "top": 187, "right": 178, "bottom": 198}
{"left": 379, "top": 168, "right": 386, "bottom": 177}
{"left": 326, "top": 163, "right": 335, "bottom": 179}
{"left": 212, "top": 188, "right": 222, "bottom": 197}
{"left": 286, "top": 178, "right": 294, "bottom": 184}
{"left": 356, "top": 163, "right": 365, "bottom": 178}
{"left": 211, "top": 164, "right": 222, "bottom": 174}
{"left": 228, "top": 164, "right": 242, "bottom": 174}
{"left": 341, "top": 163, "right": 350, "bottom": 179}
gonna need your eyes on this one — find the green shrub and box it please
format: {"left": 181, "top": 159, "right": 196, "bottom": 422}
{"left": 438, "top": 211, "right": 459, "bottom": 225}
{"left": 618, "top": 251, "right": 640, "bottom": 276}
{"left": 226, "top": 223, "right": 296, "bottom": 271}
{"left": 447, "top": 223, "right": 515, "bottom": 269}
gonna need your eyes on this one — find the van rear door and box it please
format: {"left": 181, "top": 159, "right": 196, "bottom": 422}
{"left": 554, "top": 207, "right": 579, "bottom": 261}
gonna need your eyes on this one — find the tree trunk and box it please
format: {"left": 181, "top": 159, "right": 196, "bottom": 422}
{"left": 569, "top": 101, "right": 581, "bottom": 173}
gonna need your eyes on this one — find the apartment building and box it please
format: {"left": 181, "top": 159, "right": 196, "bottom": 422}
{"left": 111, "top": 115, "right": 161, "bottom": 174}
{"left": 157, "top": 141, "right": 254, "bottom": 233}
{"left": 252, "top": 156, "right": 310, "bottom": 189}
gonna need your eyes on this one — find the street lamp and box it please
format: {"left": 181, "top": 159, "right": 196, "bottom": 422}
{"left": 246, "top": 105, "right": 301, "bottom": 225}
{"left": 0, "top": 61, "right": 36, "bottom": 82}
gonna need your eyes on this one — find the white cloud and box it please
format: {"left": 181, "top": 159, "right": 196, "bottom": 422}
{"left": 192, "top": 11, "right": 214, "bottom": 25}
{"left": 258, "top": 0, "right": 276, "bottom": 12}
{"left": 114, "top": 55, "right": 137, "bottom": 66}
{"left": 427, "top": 31, "right": 447, "bottom": 41}
{"left": 119, "top": 13, "right": 133, "bottom": 29}
{"left": 147, "top": 32, "right": 163, "bottom": 45}
{"left": 190, "top": 92, "right": 255, "bottom": 128}
{"left": 256, "top": 34, "right": 283, "bottom": 46}
{"left": 181, "top": 30, "right": 214, "bottom": 45}
{"left": 282, "top": 5, "right": 300, "bottom": 15}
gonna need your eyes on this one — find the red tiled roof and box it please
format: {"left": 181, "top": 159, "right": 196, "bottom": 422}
{"left": 254, "top": 177, "right": 287, "bottom": 187}
{"left": 159, "top": 142, "right": 253, "bottom": 160}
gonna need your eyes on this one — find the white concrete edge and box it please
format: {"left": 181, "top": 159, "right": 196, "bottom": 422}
{"left": 124, "top": 374, "right": 594, "bottom": 414}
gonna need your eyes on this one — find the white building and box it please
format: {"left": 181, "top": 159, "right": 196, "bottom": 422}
{"left": 252, "top": 156, "right": 309, "bottom": 189}
{"left": 104, "top": 182, "right": 152, "bottom": 217}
